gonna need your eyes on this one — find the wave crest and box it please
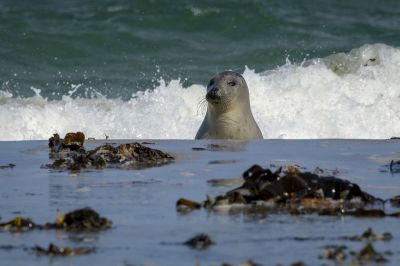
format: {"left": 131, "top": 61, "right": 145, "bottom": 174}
{"left": 1, "top": 43, "right": 400, "bottom": 140}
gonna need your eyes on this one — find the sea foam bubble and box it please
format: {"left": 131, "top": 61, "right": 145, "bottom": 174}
{"left": 1, "top": 43, "right": 400, "bottom": 140}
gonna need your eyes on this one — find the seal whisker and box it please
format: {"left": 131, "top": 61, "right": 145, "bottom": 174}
{"left": 197, "top": 98, "right": 208, "bottom": 115}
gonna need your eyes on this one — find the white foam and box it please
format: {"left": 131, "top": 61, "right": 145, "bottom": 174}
{"left": 0, "top": 79, "right": 204, "bottom": 140}
{"left": 250, "top": 43, "right": 400, "bottom": 139}
{"left": 1, "top": 43, "right": 400, "bottom": 140}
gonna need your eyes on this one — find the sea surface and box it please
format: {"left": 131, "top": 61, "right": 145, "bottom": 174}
{"left": 1, "top": 0, "right": 400, "bottom": 140}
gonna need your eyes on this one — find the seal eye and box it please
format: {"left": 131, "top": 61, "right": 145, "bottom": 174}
{"left": 208, "top": 79, "right": 214, "bottom": 87}
{"left": 227, "top": 81, "right": 236, "bottom": 86}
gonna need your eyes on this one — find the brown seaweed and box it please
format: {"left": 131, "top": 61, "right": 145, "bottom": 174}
{"left": 177, "top": 165, "right": 394, "bottom": 215}
{"left": 345, "top": 209, "right": 386, "bottom": 217}
{"left": 204, "top": 165, "right": 379, "bottom": 209}
{"left": 321, "top": 242, "right": 389, "bottom": 264}
{"left": 64, "top": 132, "right": 85, "bottom": 146}
{"left": 32, "top": 243, "right": 94, "bottom": 256}
{"left": 48, "top": 207, "right": 112, "bottom": 231}
{"left": 176, "top": 198, "right": 202, "bottom": 213}
{"left": 356, "top": 243, "right": 388, "bottom": 263}
{"left": 0, "top": 216, "right": 36, "bottom": 232}
{"left": 45, "top": 132, "right": 174, "bottom": 171}
{"left": 48, "top": 132, "right": 85, "bottom": 154}
{"left": 0, "top": 208, "right": 111, "bottom": 232}
{"left": 342, "top": 228, "right": 393, "bottom": 241}
{"left": 321, "top": 245, "right": 347, "bottom": 262}
{"left": 184, "top": 234, "right": 214, "bottom": 250}
{"left": 321, "top": 233, "right": 391, "bottom": 263}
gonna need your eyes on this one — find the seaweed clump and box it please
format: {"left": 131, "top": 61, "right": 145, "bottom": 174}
{"left": 342, "top": 228, "right": 393, "bottom": 241}
{"left": 45, "top": 132, "right": 174, "bottom": 170}
{"left": 48, "top": 207, "right": 112, "bottom": 231}
{"left": 32, "top": 243, "right": 95, "bottom": 256}
{"left": 177, "top": 165, "right": 393, "bottom": 214}
{"left": 356, "top": 243, "right": 388, "bottom": 263}
{"left": 0, "top": 216, "right": 36, "bottom": 232}
{"left": 184, "top": 234, "right": 214, "bottom": 250}
{"left": 209, "top": 165, "right": 377, "bottom": 206}
{"left": 322, "top": 243, "right": 389, "bottom": 264}
{"left": 0, "top": 208, "right": 111, "bottom": 232}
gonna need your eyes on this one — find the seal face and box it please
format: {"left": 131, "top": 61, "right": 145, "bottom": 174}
{"left": 195, "top": 71, "right": 263, "bottom": 140}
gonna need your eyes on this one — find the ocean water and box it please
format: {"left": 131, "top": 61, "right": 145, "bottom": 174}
{"left": 2, "top": 139, "right": 400, "bottom": 266}
{"left": 1, "top": 0, "right": 400, "bottom": 140}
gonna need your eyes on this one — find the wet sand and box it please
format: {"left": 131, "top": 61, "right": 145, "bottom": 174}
{"left": 1, "top": 139, "right": 400, "bottom": 265}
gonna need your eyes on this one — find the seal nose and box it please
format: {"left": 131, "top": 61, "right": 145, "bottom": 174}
{"left": 207, "top": 87, "right": 219, "bottom": 100}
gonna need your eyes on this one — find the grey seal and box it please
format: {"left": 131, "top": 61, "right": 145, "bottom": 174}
{"left": 195, "top": 71, "right": 263, "bottom": 139}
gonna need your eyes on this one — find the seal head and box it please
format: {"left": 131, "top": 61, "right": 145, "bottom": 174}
{"left": 195, "top": 71, "right": 263, "bottom": 139}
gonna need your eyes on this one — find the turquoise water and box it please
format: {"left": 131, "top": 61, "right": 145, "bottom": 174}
{"left": 1, "top": 0, "right": 400, "bottom": 99}
{"left": 1, "top": 1, "right": 400, "bottom": 140}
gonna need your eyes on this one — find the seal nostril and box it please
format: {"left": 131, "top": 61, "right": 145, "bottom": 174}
{"left": 211, "top": 87, "right": 218, "bottom": 94}
{"left": 206, "top": 88, "right": 219, "bottom": 100}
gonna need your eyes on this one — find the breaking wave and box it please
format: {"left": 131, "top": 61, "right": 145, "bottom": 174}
{"left": 1, "top": 43, "right": 400, "bottom": 140}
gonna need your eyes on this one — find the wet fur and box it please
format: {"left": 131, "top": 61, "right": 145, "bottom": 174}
{"left": 195, "top": 71, "right": 263, "bottom": 140}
